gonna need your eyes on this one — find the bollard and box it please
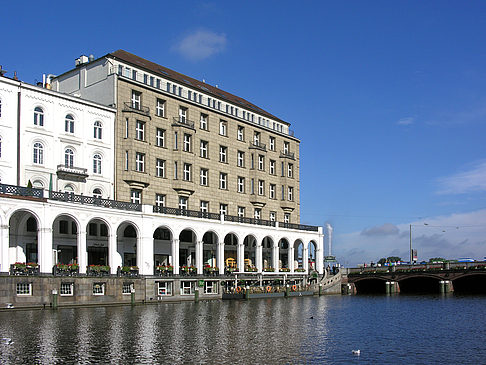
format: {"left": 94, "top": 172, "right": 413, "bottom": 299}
{"left": 285, "top": 284, "right": 290, "bottom": 297}
{"left": 245, "top": 286, "right": 250, "bottom": 300}
{"left": 52, "top": 289, "right": 58, "bottom": 310}
{"left": 194, "top": 288, "right": 199, "bottom": 303}
{"left": 131, "top": 287, "right": 135, "bottom": 306}
{"left": 319, "top": 284, "right": 323, "bottom": 296}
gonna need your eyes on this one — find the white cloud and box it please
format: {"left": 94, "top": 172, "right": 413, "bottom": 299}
{"left": 397, "top": 117, "right": 414, "bottom": 126}
{"left": 334, "top": 209, "right": 486, "bottom": 266}
{"left": 437, "top": 161, "right": 486, "bottom": 194}
{"left": 172, "top": 29, "right": 227, "bottom": 61}
{"left": 361, "top": 223, "right": 399, "bottom": 236}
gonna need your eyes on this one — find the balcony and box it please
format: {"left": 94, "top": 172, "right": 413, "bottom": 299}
{"left": 122, "top": 102, "right": 150, "bottom": 116}
{"left": 49, "top": 190, "right": 142, "bottom": 212}
{"left": 249, "top": 141, "right": 267, "bottom": 151}
{"left": 172, "top": 117, "right": 195, "bottom": 130}
{"left": 0, "top": 183, "right": 43, "bottom": 198}
{"left": 224, "top": 215, "right": 276, "bottom": 227}
{"left": 153, "top": 206, "right": 220, "bottom": 220}
{"left": 280, "top": 150, "right": 295, "bottom": 160}
{"left": 56, "top": 164, "right": 89, "bottom": 182}
{"left": 279, "top": 222, "right": 319, "bottom": 232}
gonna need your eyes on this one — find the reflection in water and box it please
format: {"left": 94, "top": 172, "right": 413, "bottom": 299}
{"left": 1, "top": 295, "right": 486, "bottom": 364}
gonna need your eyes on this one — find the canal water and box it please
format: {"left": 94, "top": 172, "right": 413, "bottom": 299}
{"left": 0, "top": 295, "right": 485, "bottom": 364}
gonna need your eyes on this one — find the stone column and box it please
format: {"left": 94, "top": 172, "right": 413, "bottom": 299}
{"left": 77, "top": 230, "right": 87, "bottom": 274}
{"left": 171, "top": 239, "right": 180, "bottom": 275}
{"left": 0, "top": 224, "right": 9, "bottom": 273}
{"left": 303, "top": 243, "right": 309, "bottom": 273}
{"left": 289, "top": 246, "right": 295, "bottom": 273}
{"left": 256, "top": 244, "right": 263, "bottom": 272}
{"left": 316, "top": 229, "right": 324, "bottom": 274}
{"left": 237, "top": 243, "right": 244, "bottom": 272}
{"left": 217, "top": 242, "right": 225, "bottom": 275}
{"left": 108, "top": 231, "right": 119, "bottom": 275}
{"left": 38, "top": 227, "right": 53, "bottom": 274}
{"left": 272, "top": 244, "right": 279, "bottom": 270}
{"left": 138, "top": 235, "right": 153, "bottom": 275}
{"left": 196, "top": 240, "right": 203, "bottom": 275}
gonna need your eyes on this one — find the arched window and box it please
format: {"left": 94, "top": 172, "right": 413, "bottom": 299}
{"left": 93, "top": 154, "right": 102, "bottom": 174}
{"left": 65, "top": 114, "right": 74, "bottom": 133}
{"left": 93, "top": 188, "right": 102, "bottom": 198}
{"left": 33, "top": 142, "right": 44, "bottom": 164}
{"left": 94, "top": 121, "right": 102, "bottom": 139}
{"left": 64, "top": 184, "right": 74, "bottom": 193}
{"left": 32, "top": 180, "right": 44, "bottom": 188}
{"left": 64, "top": 148, "right": 74, "bottom": 167}
{"left": 34, "top": 107, "right": 44, "bottom": 126}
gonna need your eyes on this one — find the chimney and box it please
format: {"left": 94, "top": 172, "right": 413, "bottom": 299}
{"left": 13, "top": 71, "right": 18, "bottom": 80}
{"left": 0, "top": 65, "right": 6, "bottom": 77}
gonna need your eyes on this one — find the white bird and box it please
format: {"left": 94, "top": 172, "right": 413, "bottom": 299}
{"left": 352, "top": 350, "right": 360, "bottom": 355}
{"left": 2, "top": 338, "right": 13, "bottom": 345}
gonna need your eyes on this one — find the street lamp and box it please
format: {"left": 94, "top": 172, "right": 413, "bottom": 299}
{"left": 409, "top": 223, "right": 428, "bottom": 264}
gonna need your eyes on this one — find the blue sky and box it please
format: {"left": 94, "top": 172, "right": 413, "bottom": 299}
{"left": 2, "top": 1, "right": 486, "bottom": 265}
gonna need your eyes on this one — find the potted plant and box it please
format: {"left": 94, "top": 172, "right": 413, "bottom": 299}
{"left": 280, "top": 268, "right": 290, "bottom": 272}
{"left": 264, "top": 267, "right": 275, "bottom": 272}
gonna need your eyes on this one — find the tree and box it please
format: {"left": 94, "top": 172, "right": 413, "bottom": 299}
{"left": 387, "top": 256, "right": 402, "bottom": 263}
{"left": 429, "top": 257, "right": 445, "bottom": 263}
{"left": 378, "top": 258, "right": 387, "bottom": 265}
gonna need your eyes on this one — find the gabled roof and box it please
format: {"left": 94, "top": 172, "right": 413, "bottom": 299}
{"left": 108, "top": 49, "right": 289, "bottom": 125}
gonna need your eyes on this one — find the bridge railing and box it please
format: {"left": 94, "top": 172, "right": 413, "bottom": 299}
{"left": 348, "top": 261, "right": 486, "bottom": 274}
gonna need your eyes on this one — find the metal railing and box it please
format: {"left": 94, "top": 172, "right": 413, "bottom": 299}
{"left": 172, "top": 117, "right": 195, "bottom": 129}
{"left": 153, "top": 206, "right": 220, "bottom": 220}
{"left": 224, "top": 215, "right": 276, "bottom": 227}
{"left": 123, "top": 102, "right": 150, "bottom": 116}
{"left": 249, "top": 141, "right": 267, "bottom": 151}
{"left": 280, "top": 222, "right": 319, "bottom": 232}
{"left": 0, "top": 183, "right": 44, "bottom": 198}
{"left": 280, "top": 151, "right": 295, "bottom": 159}
{"left": 49, "top": 191, "right": 142, "bottom": 211}
{"left": 56, "top": 164, "right": 88, "bottom": 176}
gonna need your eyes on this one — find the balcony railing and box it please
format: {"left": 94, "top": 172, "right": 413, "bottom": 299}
{"left": 153, "top": 206, "right": 220, "bottom": 220}
{"left": 49, "top": 191, "right": 142, "bottom": 211}
{"left": 123, "top": 102, "right": 150, "bottom": 116}
{"left": 280, "top": 151, "right": 295, "bottom": 160}
{"left": 280, "top": 222, "right": 319, "bottom": 232}
{"left": 224, "top": 215, "right": 276, "bottom": 227}
{"left": 0, "top": 183, "right": 44, "bottom": 198}
{"left": 249, "top": 141, "right": 267, "bottom": 151}
{"left": 56, "top": 164, "right": 88, "bottom": 176}
{"left": 172, "top": 117, "right": 195, "bottom": 129}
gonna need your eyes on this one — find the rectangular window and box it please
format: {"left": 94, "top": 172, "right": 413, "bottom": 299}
{"left": 258, "top": 155, "right": 265, "bottom": 170}
{"left": 174, "top": 161, "right": 178, "bottom": 179}
{"left": 288, "top": 186, "right": 294, "bottom": 201}
{"left": 93, "top": 282, "right": 105, "bottom": 296}
{"left": 158, "top": 281, "right": 173, "bottom": 296}
{"left": 179, "top": 107, "right": 187, "bottom": 123}
{"left": 183, "top": 163, "right": 192, "bottom": 181}
{"left": 237, "top": 126, "right": 245, "bottom": 141}
{"left": 200, "top": 140, "right": 208, "bottom": 158}
{"left": 179, "top": 196, "right": 188, "bottom": 210}
{"left": 180, "top": 281, "right": 194, "bottom": 295}
{"left": 284, "top": 213, "right": 290, "bottom": 223}
{"left": 200, "top": 168, "right": 208, "bottom": 186}
{"left": 220, "top": 204, "right": 228, "bottom": 216}
{"left": 270, "top": 160, "right": 276, "bottom": 175}
{"left": 155, "top": 194, "right": 166, "bottom": 207}
{"left": 156, "top": 159, "right": 165, "bottom": 178}
{"left": 125, "top": 151, "right": 129, "bottom": 170}
{"left": 281, "top": 161, "right": 285, "bottom": 177}
{"left": 60, "top": 282, "right": 73, "bottom": 296}
{"left": 131, "top": 189, "right": 141, "bottom": 204}
{"left": 283, "top": 141, "right": 290, "bottom": 154}
{"left": 237, "top": 206, "right": 245, "bottom": 218}
{"left": 156, "top": 99, "right": 166, "bottom": 117}
{"left": 269, "top": 136, "right": 275, "bottom": 151}
{"left": 132, "top": 70, "right": 137, "bottom": 80}
{"left": 135, "top": 152, "right": 145, "bottom": 172}
{"left": 237, "top": 176, "right": 245, "bottom": 193}
{"left": 131, "top": 90, "right": 141, "bottom": 110}
{"left": 200, "top": 201, "right": 209, "bottom": 213}
{"left": 124, "top": 67, "right": 131, "bottom": 78}
{"left": 204, "top": 281, "right": 219, "bottom": 294}
{"left": 16, "top": 283, "right": 32, "bottom": 296}
{"left": 288, "top": 163, "right": 293, "bottom": 178}
{"left": 258, "top": 180, "right": 265, "bottom": 195}
{"left": 219, "top": 146, "right": 227, "bottom": 163}
{"left": 135, "top": 120, "right": 145, "bottom": 141}
{"left": 156, "top": 128, "right": 165, "bottom": 147}
{"left": 253, "top": 132, "right": 260, "bottom": 144}
{"left": 183, "top": 134, "right": 191, "bottom": 152}
{"left": 219, "top": 173, "right": 227, "bottom": 189}
{"left": 250, "top": 178, "right": 255, "bottom": 194}
{"left": 237, "top": 151, "right": 245, "bottom": 167}
{"left": 219, "top": 120, "right": 227, "bottom": 136}
{"left": 251, "top": 154, "right": 255, "bottom": 169}
{"left": 269, "top": 212, "right": 276, "bottom": 222}
{"left": 254, "top": 208, "right": 261, "bottom": 220}
{"left": 174, "top": 132, "right": 178, "bottom": 150}
{"left": 122, "top": 282, "right": 134, "bottom": 295}
{"left": 269, "top": 184, "right": 276, "bottom": 199}
{"left": 200, "top": 114, "right": 208, "bottom": 130}
{"left": 281, "top": 185, "right": 285, "bottom": 200}
{"left": 125, "top": 118, "right": 129, "bottom": 138}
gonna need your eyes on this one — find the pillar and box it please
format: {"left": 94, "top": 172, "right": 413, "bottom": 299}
{"left": 108, "top": 231, "right": 119, "bottom": 275}
{"left": 256, "top": 244, "right": 262, "bottom": 272}
{"left": 217, "top": 242, "right": 225, "bottom": 275}
{"left": 0, "top": 224, "right": 9, "bottom": 273}
{"left": 138, "top": 235, "right": 153, "bottom": 275}
{"left": 77, "top": 230, "right": 87, "bottom": 274}
{"left": 38, "top": 227, "right": 53, "bottom": 274}
{"left": 302, "top": 244, "right": 309, "bottom": 273}
{"left": 316, "top": 246, "right": 324, "bottom": 275}
{"left": 171, "top": 239, "right": 180, "bottom": 275}
{"left": 237, "top": 243, "right": 244, "bottom": 272}
{"left": 289, "top": 246, "right": 295, "bottom": 273}
{"left": 196, "top": 240, "right": 203, "bottom": 275}
{"left": 272, "top": 244, "right": 279, "bottom": 270}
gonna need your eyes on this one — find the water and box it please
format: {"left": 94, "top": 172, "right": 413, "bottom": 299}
{"left": 0, "top": 295, "right": 485, "bottom": 364}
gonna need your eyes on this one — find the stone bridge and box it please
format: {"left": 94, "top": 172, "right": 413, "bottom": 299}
{"left": 341, "top": 262, "right": 486, "bottom": 295}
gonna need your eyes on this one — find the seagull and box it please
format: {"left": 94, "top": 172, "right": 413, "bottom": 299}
{"left": 352, "top": 350, "right": 360, "bottom": 355}
{"left": 2, "top": 338, "right": 13, "bottom": 345}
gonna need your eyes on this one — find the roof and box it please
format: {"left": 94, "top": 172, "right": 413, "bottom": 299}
{"left": 108, "top": 50, "right": 289, "bottom": 125}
